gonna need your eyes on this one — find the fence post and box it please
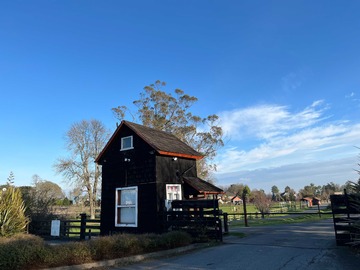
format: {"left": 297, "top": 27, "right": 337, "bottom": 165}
{"left": 80, "top": 213, "right": 87, "bottom": 240}
{"left": 223, "top": 213, "right": 229, "bottom": 234}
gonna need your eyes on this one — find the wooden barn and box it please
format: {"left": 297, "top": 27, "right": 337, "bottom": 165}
{"left": 95, "top": 120, "right": 223, "bottom": 235}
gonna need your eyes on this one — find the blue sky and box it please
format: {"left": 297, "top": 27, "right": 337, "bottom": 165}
{"left": 1, "top": 1, "right": 359, "bottom": 193}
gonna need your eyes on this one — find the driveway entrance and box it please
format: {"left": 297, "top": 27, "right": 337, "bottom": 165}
{"left": 114, "top": 219, "right": 360, "bottom": 270}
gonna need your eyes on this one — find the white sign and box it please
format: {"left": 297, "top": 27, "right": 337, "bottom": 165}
{"left": 51, "top": 220, "right": 60, "bottom": 237}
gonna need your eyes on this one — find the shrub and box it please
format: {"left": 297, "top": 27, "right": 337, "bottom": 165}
{"left": 0, "top": 234, "right": 45, "bottom": 270}
{"left": 159, "top": 231, "right": 193, "bottom": 249}
{"left": 0, "top": 231, "right": 193, "bottom": 269}
{"left": 0, "top": 186, "right": 29, "bottom": 237}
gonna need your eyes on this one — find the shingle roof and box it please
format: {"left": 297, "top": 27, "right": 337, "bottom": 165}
{"left": 96, "top": 120, "right": 203, "bottom": 162}
{"left": 183, "top": 177, "right": 224, "bottom": 194}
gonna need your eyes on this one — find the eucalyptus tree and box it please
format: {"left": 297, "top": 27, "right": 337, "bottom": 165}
{"left": 54, "top": 119, "right": 110, "bottom": 219}
{"left": 112, "top": 80, "right": 224, "bottom": 180}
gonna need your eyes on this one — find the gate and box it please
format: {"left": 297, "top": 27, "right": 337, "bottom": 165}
{"left": 165, "top": 199, "right": 222, "bottom": 241}
{"left": 330, "top": 193, "right": 360, "bottom": 246}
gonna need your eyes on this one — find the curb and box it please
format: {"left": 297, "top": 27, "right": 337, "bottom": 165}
{"left": 44, "top": 243, "right": 212, "bottom": 270}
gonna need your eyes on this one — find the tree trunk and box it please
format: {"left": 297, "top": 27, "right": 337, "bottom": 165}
{"left": 242, "top": 195, "right": 249, "bottom": 227}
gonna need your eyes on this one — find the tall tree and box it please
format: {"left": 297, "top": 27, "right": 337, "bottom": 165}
{"left": 7, "top": 171, "right": 15, "bottom": 185}
{"left": 112, "top": 80, "right": 224, "bottom": 180}
{"left": 242, "top": 185, "right": 251, "bottom": 227}
{"left": 271, "top": 185, "right": 279, "bottom": 201}
{"left": 54, "top": 119, "right": 110, "bottom": 219}
{"left": 298, "top": 183, "right": 321, "bottom": 199}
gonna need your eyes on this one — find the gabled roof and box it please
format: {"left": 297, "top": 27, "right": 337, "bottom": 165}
{"left": 96, "top": 120, "right": 203, "bottom": 163}
{"left": 183, "top": 177, "right": 224, "bottom": 195}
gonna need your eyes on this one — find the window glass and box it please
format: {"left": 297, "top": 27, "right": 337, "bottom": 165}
{"left": 121, "top": 189, "right": 136, "bottom": 205}
{"left": 115, "top": 186, "right": 137, "bottom": 227}
{"left": 120, "top": 207, "right": 136, "bottom": 223}
{"left": 121, "top": 136, "right": 133, "bottom": 150}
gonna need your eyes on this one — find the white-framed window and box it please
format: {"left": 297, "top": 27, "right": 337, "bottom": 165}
{"left": 115, "top": 186, "right": 138, "bottom": 227}
{"left": 121, "top": 136, "right": 133, "bottom": 151}
{"left": 165, "top": 184, "right": 182, "bottom": 211}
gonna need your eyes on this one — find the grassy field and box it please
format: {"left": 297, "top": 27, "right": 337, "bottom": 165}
{"left": 220, "top": 202, "right": 332, "bottom": 227}
{"left": 220, "top": 201, "right": 306, "bottom": 214}
{"left": 227, "top": 213, "right": 333, "bottom": 227}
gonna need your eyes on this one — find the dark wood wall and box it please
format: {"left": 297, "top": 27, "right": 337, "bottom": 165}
{"left": 99, "top": 125, "right": 159, "bottom": 234}
{"left": 99, "top": 125, "right": 198, "bottom": 234}
{"left": 155, "top": 155, "right": 197, "bottom": 211}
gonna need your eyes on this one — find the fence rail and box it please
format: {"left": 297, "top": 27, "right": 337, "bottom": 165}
{"left": 30, "top": 213, "right": 100, "bottom": 240}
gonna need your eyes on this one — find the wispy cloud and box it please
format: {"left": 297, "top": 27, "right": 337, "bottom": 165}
{"left": 216, "top": 157, "right": 359, "bottom": 192}
{"left": 281, "top": 71, "right": 305, "bottom": 93}
{"left": 346, "top": 92, "right": 360, "bottom": 107}
{"left": 216, "top": 101, "right": 360, "bottom": 174}
{"left": 219, "top": 100, "right": 327, "bottom": 141}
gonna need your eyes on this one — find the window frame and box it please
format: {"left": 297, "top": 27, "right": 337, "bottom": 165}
{"left": 115, "top": 186, "right": 138, "bottom": 227}
{"left": 121, "top": 136, "right": 133, "bottom": 151}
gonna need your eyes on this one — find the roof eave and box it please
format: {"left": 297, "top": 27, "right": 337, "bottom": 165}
{"left": 158, "top": 150, "right": 203, "bottom": 160}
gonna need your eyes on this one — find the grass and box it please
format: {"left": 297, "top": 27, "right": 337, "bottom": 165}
{"left": 220, "top": 202, "right": 309, "bottom": 214}
{"left": 227, "top": 213, "right": 333, "bottom": 227}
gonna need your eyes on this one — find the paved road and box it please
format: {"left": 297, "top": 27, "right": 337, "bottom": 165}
{"left": 112, "top": 219, "right": 360, "bottom": 270}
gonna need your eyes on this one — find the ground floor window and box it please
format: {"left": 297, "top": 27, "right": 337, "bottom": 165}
{"left": 165, "top": 184, "right": 182, "bottom": 210}
{"left": 115, "top": 186, "right": 138, "bottom": 227}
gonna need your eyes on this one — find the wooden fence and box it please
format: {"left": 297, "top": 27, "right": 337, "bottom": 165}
{"left": 30, "top": 213, "right": 100, "bottom": 240}
{"left": 330, "top": 193, "right": 360, "bottom": 246}
{"left": 165, "top": 199, "right": 223, "bottom": 241}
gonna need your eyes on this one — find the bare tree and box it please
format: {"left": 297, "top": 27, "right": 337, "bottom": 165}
{"left": 54, "top": 119, "right": 110, "bottom": 219}
{"left": 252, "top": 189, "right": 273, "bottom": 218}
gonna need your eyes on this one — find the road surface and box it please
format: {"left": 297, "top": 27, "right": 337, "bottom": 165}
{"left": 111, "top": 219, "right": 360, "bottom": 270}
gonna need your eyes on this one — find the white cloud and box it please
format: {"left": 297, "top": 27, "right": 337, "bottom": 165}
{"left": 219, "top": 100, "right": 327, "bottom": 141}
{"left": 216, "top": 101, "right": 360, "bottom": 175}
{"left": 215, "top": 157, "right": 359, "bottom": 192}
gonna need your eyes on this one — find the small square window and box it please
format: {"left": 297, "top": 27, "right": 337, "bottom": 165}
{"left": 121, "top": 136, "right": 133, "bottom": 151}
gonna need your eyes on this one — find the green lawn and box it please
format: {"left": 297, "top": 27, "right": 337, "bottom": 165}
{"left": 220, "top": 202, "right": 306, "bottom": 214}
{"left": 227, "top": 213, "right": 333, "bottom": 227}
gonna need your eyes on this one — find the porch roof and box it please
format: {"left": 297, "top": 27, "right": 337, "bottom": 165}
{"left": 183, "top": 177, "right": 224, "bottom": 195}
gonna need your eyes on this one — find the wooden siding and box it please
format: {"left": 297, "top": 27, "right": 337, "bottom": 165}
{"left": 100, "top": 125, "right": 159, "bottom": 234}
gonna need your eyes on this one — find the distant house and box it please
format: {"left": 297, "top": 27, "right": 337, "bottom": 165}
{"left": 301, "top": 197, "right": 313, "bottom": 207}
{"left": 312, "top": 197, "right": 321, "bottom": 206}
{"left": 96, "top": 120, "right": 223, "bottom": 235}
{"left": 231, "top": 195, "right": 243, "bottom": 205}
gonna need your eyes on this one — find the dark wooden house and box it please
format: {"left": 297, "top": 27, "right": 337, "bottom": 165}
{"left": 96, "top": 120, "right": 223, "bottom": 235}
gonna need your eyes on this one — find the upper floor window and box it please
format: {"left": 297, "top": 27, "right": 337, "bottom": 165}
{"left": 121, "top": 136, "right": 133, "bottom": 151}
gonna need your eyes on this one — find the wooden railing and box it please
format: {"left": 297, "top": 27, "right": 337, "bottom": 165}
{"left": 165, "top": 199, "right": 223, "bottom": 241}
{"left": 30, "top": 213, "right": 100, "bottom": 240}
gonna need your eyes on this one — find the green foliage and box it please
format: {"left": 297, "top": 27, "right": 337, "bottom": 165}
{"left": 0, "top": 231, "right": 193, "bottom": 270}
{"left": 242, "top": 185, "right": 251, "bottom": 198}
{"left": 0, "top": 186, "right": 29, "bottom": 237}
{"left": 112, "top": 80, "right": 224, "bottom": 180}
{"left": 298, "top": 183, "right": 322, "bottom": 198}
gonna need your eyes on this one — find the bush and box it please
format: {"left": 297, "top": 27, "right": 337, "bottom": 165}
{"left": 0, "top": 234, "right": 45, "bottom": 270}
{"left": 0, "top": 231, "right": 193, "bottom": 269}
{"left": 0, "top": 186, "right": 29, "bottom": 237}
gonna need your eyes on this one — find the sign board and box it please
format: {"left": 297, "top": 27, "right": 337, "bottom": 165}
{"left": 51, "top": 220, "right": 61, "bottom": 237}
